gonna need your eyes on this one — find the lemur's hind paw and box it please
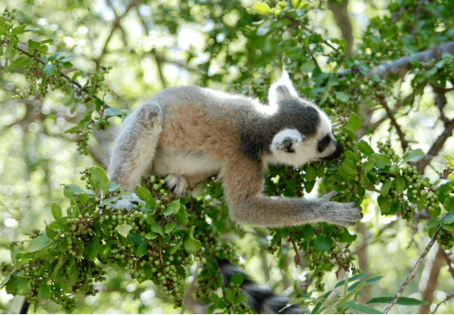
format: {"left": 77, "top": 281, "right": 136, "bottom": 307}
{"left": 165, "top": 175, "right": 187, "bottom": 196}
{"left": 109, "top": 193, "right": 143, "bottom": 211}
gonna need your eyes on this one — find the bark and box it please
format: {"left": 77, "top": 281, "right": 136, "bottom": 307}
{"left": 327, "top": 0, "right": 353, "bottom": 58}
{"left": 356, "top": 222, "right": 370, "bottom": 304}
{"left": 419, "top": 246, "right": 445, "bottom": 313}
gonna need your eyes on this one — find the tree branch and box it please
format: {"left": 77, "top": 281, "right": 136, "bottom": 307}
{"left": 327, "top": 0, "right": 353, "bottom": 58}
{"left": 94, "top": 0, "right": 141, "bottom": 68}
{"left": 419, "top": 246, "right": 445, "bottom": 313}
{"left": 339, "top": 41, "right": 454, "bottom": 79}
{"left": 383, "top": 214, "right": 448, "bottom": 314}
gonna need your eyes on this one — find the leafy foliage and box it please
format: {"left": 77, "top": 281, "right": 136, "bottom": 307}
{"left": 1, "top": 0, "right": 454, "bottom": 313}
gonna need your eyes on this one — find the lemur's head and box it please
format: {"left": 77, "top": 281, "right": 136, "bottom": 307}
{"left": 266, "top": 71, "right": 343, "bottom": 167}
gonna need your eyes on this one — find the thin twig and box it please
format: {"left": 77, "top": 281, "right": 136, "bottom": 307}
{"left": 441, "top": 250, "right": 454, "bottom": 279}
{"left": 383, "top": 214, "right": 449, "bottom": 314}
{"left": 377, "top": 96, "right": 409, "bottom": 152}
{"left": 289, "top": 234, "right": 302, "bottom": 267}
{"left": 391, "top": 5, "right": 407, "bottom": 24}
{"left": 431, "top": 292, "right": 454, "bottom": 314}
{"left": 94, "top": 0, "right": 141, "bottom": 68}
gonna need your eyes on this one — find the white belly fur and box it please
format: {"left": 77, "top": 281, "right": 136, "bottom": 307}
{"left": 151, "top": 145, "right": 224, "bottom": 177}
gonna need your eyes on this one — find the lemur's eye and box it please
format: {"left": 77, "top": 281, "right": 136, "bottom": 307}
{"left": 317, "top": 135, "right": 331, "bottom": 153}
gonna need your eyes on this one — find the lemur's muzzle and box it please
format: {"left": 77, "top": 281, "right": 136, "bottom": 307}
{"left": 320, "top": 142, "right": 344, "bottom": 161}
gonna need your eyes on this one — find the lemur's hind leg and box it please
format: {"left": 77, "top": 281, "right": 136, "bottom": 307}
{"left": 108, "top": 102, "right": 163, "bottom": 191}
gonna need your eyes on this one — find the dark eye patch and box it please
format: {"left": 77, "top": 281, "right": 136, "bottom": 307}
{"left": 317, "top": 135, "right": 331, "bottom": 152}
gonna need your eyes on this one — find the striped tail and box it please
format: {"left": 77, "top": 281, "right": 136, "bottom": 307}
{"left": 218, "top": 259, "right": 305, "bottom": 314}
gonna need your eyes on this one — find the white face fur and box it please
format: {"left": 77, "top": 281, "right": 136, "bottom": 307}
{"left": 265, "top": 72, "right": 343, "bottom": 167}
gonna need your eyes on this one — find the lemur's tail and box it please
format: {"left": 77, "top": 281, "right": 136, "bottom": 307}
{"left": 217, "top": 259, "right": 305, "bottom": 314}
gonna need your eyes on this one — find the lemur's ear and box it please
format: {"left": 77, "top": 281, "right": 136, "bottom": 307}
{"left": 268, "top": 71, "right": 299, "bottom": 105}
{"left": 270, "top": 129, "right": 305, "bottom": 153}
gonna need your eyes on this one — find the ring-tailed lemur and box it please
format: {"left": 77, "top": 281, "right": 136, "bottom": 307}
{"left": 108, "top": 71, "right": 362, "bottom": 227}
{"left": 108, "top": 72, "right": 362, "bottom": 313}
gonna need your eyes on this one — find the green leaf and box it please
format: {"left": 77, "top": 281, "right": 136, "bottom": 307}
{"left": 395, "top": 173, "right": 406, "bottom": 194}
{"left": 367, "top": 296, "right": 428, "bottom": 306}
{"left": 361, "top": 173, "right": 376, "bottom": 191}
{"left": 164, "top": 222, "right": 176, "bottom": 234}
{"left": 427, "top": 217, "right": 442, "bottom": 228}
{"left": 347, "top": 112, "right": 361, "bottom": 132}
{"left": 443, "top": 196, "right": 454, "bottom": 212}
{"left": 45, "top": 226, "right": 58, "bottom": 239}
{"left": 87, "top": 233, "right": 100, "bottom": 260}
{"left": 145, "top": 231, "right": 158, "bottom": 240}
{"left": 71, "top": 69, "right": 86, "bottom": 81}
{"left": 335, "top": 272, "right": 368, "bottom": 288}
{"left": 230, "top": 273, "right": 244, "bottom": 286}
{"left": 42, "top": 63, "right": 57, "bottom": 75}
{"left": 380, "top": 179, "right": 392, "bottom": 197}
{"left": 343, "top": 301, "right": 382, "bottom": 314}
{"left": 301, "top": 60, "right": 316, "bottom": 72}
{"left": 335, "top": 91, "right": 350, "bottom": 102}
{"left": 377, "top": 195, "right": 391, "bottom": 214}
{"left": 78, "top": 193, "right": 89, "bottom": 205}
{"left": 363, "top": 157, "right": 376, "bottom": 172}
{"left": 51, "top": 203, "right": 62, "bottom": 220}
{"left": 174, "top": 207, "right": 188, "bottom": 225}
{"left": 183, "top": 226, "right": 202, "bottom": 252}
{"left": 254, "top": 2, "right": 271, "bottom": 14}
{"left": 357, "top": 141, "right": 374, "bottom": 156}
{"left": 27, "top": 233, "right": 51, "bottom": 252}
{"left": 105, "top": 108, "right": 122, "bottom": 117}
{"left": 151, "top": 224, "right": 164, "bottom": 236}
{"left": 135, "top": 242, "right": 148, "bottom": 257}
{"left": 169, "top": 238, "right": 183, "bottom": 254}
{"left": 341, "top": 159, "right": 357, "bottom": 176}
{"left": 0, "top": 19, "right": 9, "bottom": 35}
{"left": 336, "top": 281, "right": 367, "bottom": 311}
{"left": 11, "top": 25, "right": 27, "bottom": 36}
{"left": 61, "top": 54, "right": 76, "bottom": 62}
{"left": 444, "top": 213, "right": 454, "bottom": 225}
{"left": 297, "top": 225, "right": 314, "bottom": 240}
{"left": 158, "top": 201, "right": 179, "bottom": 216}
{"left": 443, "top": 155, "right": 454, "bottom": 168}
{"left": 11, "top": 56, "right": 29, "bottom": 68}
{"left": 401, "top": 149, "right": 425, "bottom": 164}
{"left": 371, "top": 153, "right": 391, "bottom": 168}
{"left": 349, "top": 276, "right": 382, "bottom": 291}
{"left": 136, "top": 187, "right": 152, "bottom": 201}
{"left": 38, "top": 284, "right": 50, "bottom": 300}
{"left": 4, "top": 44, "right": 16, "bottom": 59}
{"left": 90, "top": 167, "right": 111, "bottom": 194}
{"left": 305, "top": 166, "right": 317, "bottom": 182}
{"left": 314, "top": 235, "right": 333, "bottom": 252}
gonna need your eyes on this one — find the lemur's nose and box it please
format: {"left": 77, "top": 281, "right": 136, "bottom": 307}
{"left": 321, "top": 141, "right": 343, "bottom": 161}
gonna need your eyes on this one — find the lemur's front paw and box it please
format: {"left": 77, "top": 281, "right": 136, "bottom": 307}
{"left": 165, "top": 175, "right": 187, "bottom": 196}
{"left": 327, "top": 202, "right": 363, "bottom": 226}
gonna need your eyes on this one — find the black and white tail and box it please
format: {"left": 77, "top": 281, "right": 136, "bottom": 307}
{"left": 218, "top": 259, "right": 305, "bottom": 314}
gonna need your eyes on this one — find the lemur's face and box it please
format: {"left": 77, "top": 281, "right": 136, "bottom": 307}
{"left": 266, "top": 71, "right": 344, "bottom": 167}
{"left": 268, "top": 111, "right": 343, "bottom": 167}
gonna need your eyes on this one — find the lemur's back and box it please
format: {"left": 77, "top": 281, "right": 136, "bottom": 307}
{"left": 150, "top": 86, "right": 264, "bottom": 160}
